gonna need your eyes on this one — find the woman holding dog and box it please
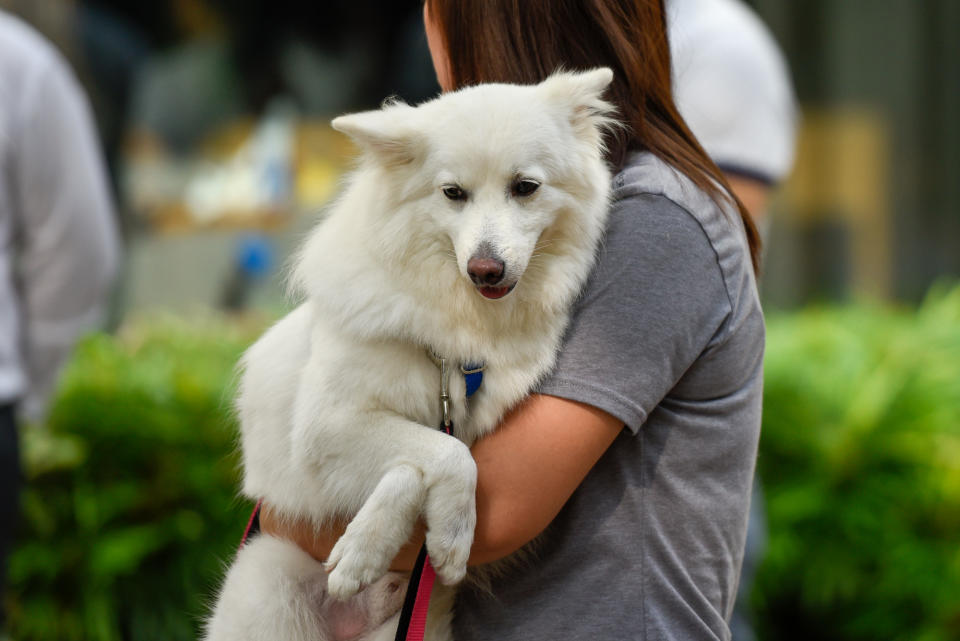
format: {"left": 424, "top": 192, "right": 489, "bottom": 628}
{"left": 263, "top": 1, "right": 764, "bottom": 639}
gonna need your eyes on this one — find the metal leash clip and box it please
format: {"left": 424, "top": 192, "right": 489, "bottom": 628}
{"left": 438, "top": 355, "right": 452, "bottom": 431}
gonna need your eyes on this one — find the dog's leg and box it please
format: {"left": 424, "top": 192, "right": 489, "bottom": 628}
{"left": 206, "top": 535, "right": 408, "bottom": 641}
{"left": 325, "top": 464, "right": 424, "bottom": 598}
{"left": 205, "top": 535, "right": 330, "bottom": 641}
{"left": 317, "top": 414, "right": 477, "bottom": 600}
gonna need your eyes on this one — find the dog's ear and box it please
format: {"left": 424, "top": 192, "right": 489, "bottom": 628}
{"left": 538, "top": 67, "right": 618, "bottom": 141}
{"left": 332, "top": 102, "right": 422, "bottom": 165}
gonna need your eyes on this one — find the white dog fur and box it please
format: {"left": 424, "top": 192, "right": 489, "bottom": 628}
{"left": 205, "top": 68, "right": 615, "bottom": 641}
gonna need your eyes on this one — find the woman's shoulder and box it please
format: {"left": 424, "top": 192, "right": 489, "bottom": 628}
{"left": 611, "top": 150, "right": 737, "bottom": 239}
{"left": 607, "top": 151, "right": 757, "bottom": 314}
{"left": 539, "top": 151, "right": 763, "bottom": 432}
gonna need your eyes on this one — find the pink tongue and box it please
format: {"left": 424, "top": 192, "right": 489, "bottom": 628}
{"left": 479, "top": 286, "right": 508, "bottom": 299}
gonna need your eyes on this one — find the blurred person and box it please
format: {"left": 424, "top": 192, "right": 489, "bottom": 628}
{"left": 668, "top": 0, "right": 797, "bottom": 229}
{"left": 668, "top": 1, "right": 798, "bottom": 639}
{"left": 0, "top": 9, "right": 120, "bottom": 632}
{"left": 2, "top": 0, "right": 154, "bottom": 194}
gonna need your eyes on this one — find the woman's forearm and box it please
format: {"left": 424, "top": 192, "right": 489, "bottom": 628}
{"left": 260, "top": 506, "right": 426, "bottom": 571}
{"left": 260, "top": 509, "right": 482, "bottom": 571}
{"left": 259, "top": 394, "right": 623, "bottom": 571}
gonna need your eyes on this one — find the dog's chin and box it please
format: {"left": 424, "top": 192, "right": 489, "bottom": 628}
{"left": 476, "top": 283, "right": 517, "bottom": 300}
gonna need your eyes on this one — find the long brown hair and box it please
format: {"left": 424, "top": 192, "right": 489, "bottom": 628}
{"left": 424, "top": 0, "right": 761, "bottom": 272}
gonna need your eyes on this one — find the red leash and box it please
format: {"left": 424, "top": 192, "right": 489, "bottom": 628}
{"left": 406, "top": 556, "right": 438, "bottom": 638}
{"left": 393, "top": 544, "right": 438, "bottom": 641}
{"left": 394, "top": 417, "right": 456, "bottom": 641}
{"left": 391, "top": 355, "right": 483, "bottom": 641}
{"left": 239, "top": 499, "right": 262, "bottom": 550}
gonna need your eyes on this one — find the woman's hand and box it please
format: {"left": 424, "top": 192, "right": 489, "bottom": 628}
{"left": 259, "top": 507, "right": 426, "bottom": 571}
{"left": 259, "top": 393, "right": 623, "bottom": 570}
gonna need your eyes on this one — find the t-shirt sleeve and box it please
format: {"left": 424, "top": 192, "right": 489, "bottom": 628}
{"left": 537, "top": 193, "right": 733, "bottom": 434}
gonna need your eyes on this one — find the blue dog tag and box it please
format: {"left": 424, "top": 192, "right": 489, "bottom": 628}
{"left": 461, "top": 363, "right": 484, "bottom": 398}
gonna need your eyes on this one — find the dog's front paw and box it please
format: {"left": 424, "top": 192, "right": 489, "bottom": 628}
{"left": 326, "top": 566, "right": 363, "bottom": 601}
{"left": 424, "top": 445, "right": 477, "bottom": 586}
{"left": 325, "top": 535, "right": 390, "bottom": 600}
{"left": 425, "top": 514, "right": 474, "bottom": 586}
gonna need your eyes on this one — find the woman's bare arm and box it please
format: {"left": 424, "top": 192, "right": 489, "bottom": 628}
{"left": 259, "top": 393, "right": 623, "bottom": 570}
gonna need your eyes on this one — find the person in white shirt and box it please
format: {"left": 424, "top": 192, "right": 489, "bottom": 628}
{"left": 0, "top": 10, "right": 120, "bottom": 631}
{"left": 668, "top": 0, "right": 797, "bottom": 227}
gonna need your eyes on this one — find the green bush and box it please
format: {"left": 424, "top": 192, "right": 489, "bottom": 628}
{"left": 5, "top": 286, "right": 959, "bottom": 641}
{"left": 755, "top": 284, "right": 960, "bottom": 641}
{"left": 6, "top": 315, "right": 264, "bottom": 641}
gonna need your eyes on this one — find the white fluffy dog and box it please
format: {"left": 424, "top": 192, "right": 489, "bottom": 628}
{"left": 205, "top": 68, "right": 615, "bottom": 641}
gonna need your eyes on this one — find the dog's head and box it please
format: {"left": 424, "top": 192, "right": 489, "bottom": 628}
{"left": 331, "top": 68, "right": 615, "bottom": 301}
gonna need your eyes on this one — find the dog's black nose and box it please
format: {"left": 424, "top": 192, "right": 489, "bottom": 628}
{"left": 468, "top": 257, "right": 505, "bottom": 286}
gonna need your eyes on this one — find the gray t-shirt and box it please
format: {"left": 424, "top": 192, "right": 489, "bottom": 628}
{"left": 453, "top": 152, "right": 764, "bottom": 641}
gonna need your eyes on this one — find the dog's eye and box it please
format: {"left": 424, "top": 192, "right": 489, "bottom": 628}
{"left": 512, "top": 179, "right": 540, "bottom": 197}
{"left": 442, "top": 185, "right": 467, "bottom": 201}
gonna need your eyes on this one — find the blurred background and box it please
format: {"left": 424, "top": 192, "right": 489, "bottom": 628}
{"left": 0, "top": 1, "right": 957, "bottom": 640}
